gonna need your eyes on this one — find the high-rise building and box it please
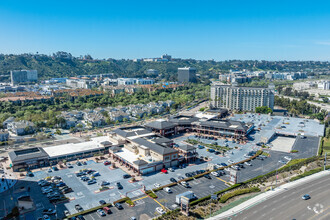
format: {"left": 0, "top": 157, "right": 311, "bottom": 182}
{"left": 177, "top": 67, "right": 197, "bottom": 83}
{"left": 10, "top": 70, "right": 38, "bottom": 85}
{"left": 210, "top": 83, "right": 274, "bottom": 111}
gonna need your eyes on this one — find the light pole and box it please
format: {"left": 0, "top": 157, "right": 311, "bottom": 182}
{"left": 324, "top": 152, "right": 327, "bottom": 171}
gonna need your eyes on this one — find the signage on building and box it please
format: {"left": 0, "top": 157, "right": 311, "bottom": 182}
{"left": 229, "top": 168, "right": 237, "bottom": 184}
{"left": 181, "top": 196, "right": 190, "bottom": 216}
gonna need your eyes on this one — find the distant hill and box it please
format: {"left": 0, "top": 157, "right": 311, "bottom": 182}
{"left": 0, "top": 53, "right": 329, "bottom": 81}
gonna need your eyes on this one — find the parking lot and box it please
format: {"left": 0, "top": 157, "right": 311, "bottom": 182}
{"left": 0, "top": 112, "right": 323, "bottom": 220}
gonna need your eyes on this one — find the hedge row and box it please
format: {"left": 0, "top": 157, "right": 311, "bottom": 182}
{"left": 219, "top": 187, "right": 261, "bottom": 203}
{"left": 318, "top": 138, "right": 324, "bottom": 156}
{"left": 189, "top": 195, "right": 212, "bottom": 206}
{"left": 113, "top": 197, "right": 130, "bottom": 204}
{"left": 214, "top": 184, "right": 243, "bottom": 196}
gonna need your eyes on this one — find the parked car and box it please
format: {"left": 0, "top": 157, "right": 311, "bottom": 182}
{"left": 220, "top": 163, "right": 228, "bottom": 167}
{"left": 99, "top": 200, "right": 106, "bottom": 205}
{"left": 92, "top": 172, "right": 100, "bottom": 177}
{"left": 104, "top": 161, "right": 111, "bottom": 165}
{"left": 214, "top": 151, "right": 220, "bottom": 155}
{"left": 76, "top": 162, "right": 82, "bottom": 166}
{"left": 156, "top": 207, "right": 165, "bottom": 214}
{"left": 178, "top": 176, "right": 185, "bottom": 180}
{"left": 170, "top": 178, "right": 177, "bottom": 183}
{"left": 42, "top": 209, "right": 56, "bottom": 215}
{"left": 211, "top": 171, "right": 219, "bottom": 177}
{"left": 116, "top": 182, "right": 123, "bottom": 190}
{"left": 47, "top": 168, "right": 52, "bottom": 173}
{"left": 114, "top": 203, "right": 123, "bottom": 210}
{"left": 101, "top": 181, "right": 110, "bottom": 186}
{"left": 154, "top": 183, "right": 161, "bottom": 188}
{"left": 77, "top": 215, "right": 85, "bottom": 220}
{"left": 204, "top": 174, "right": 211, "bottom": 179}
{"left": 103, "top": 206, "right": 112, "bottom": 214}
{"left": 97, "top": 209, "right": 106, "bottom": 217}
{"left": 163, "top": 187, "right": 172, "bottom": 193}
{"left": 244, "top": 162, "right": 252, "bottom": 166}
{"left": 168, "top": 167, "right": 174, "bottom": 172}
{"left": 52, "top": 166, "right": 58, "bottom": 171}
{"left": 87, "top": 179, "right": 96, "bottom": 185}
{"left": 75, "top": 204, "right": 83, "bottom": 212}
{"left": 83, "top": 161, "right": 87, "bottom": 165}
{"left": 180, "top": 181, "right": 190, "bottom": 188}
{"left": 123, "top": 174, "right": 131, "bottom": 179}
{"left": 64, "top": 210, "right": 70, "bottom": 217}
{"left": 228, "top": 159, "right": 234, "bottom": 164}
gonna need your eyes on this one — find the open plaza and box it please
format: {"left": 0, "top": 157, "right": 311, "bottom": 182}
{"left": 0, "top": 112, "right": 325, "bottom": 219}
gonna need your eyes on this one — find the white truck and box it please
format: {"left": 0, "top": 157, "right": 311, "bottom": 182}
{"left": 175, "top": 191, "right": 196, "bottom": 204}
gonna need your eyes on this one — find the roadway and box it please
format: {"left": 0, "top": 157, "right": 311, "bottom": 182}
{"left": 231, "top": 174, "right": 330, "bottom": 220}
{"left": 280, "top": 95, "right": 330, "bottom": 112}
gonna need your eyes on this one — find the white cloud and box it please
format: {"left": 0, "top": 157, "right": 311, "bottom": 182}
{"left": 315, "top": 41, "right": 330, "bottom": 46}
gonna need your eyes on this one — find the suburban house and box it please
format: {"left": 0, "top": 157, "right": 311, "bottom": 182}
{"left": 7, "top": 120, "right": 36, "bottom": 136}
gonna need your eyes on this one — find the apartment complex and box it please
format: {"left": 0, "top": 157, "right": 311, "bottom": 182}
{"left": 117, "top": 78, "right": 154, "bottom": 86}
{"left": 10, "top": 70, "right": 38, "bottom": 85}
{"left": 177, "top": 67, "right": 197, "bottom": 83}
{"left": 210, "top": 83, "right": 274, "bottom": 111}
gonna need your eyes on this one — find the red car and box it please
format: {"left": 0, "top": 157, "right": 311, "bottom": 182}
{"left": 161, "top": 168, "right": 168, "bottom": 174}
{"left": 104, "top": 161, "right": 111, "bottom": 165}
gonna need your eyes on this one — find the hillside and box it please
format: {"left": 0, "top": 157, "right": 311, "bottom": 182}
{"left": 0, "top": 53, "right": 330, "bottom": 81}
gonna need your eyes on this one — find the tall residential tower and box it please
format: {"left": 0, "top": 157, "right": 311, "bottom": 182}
{"left": 210, "top": 83, "right": 274, "bottom": 111}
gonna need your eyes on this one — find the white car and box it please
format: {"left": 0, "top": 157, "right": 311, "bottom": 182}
{"left": 228, "top": 159, "right": 234, "bottom": 164}
{"left": 154, "top": 183, "right": 161, "bottom": 188}
{"left": 163, "top": 187, "right": 172, "bottom": 193}
{"left": 168, "top": 168, "right": 174, "bottom": 172}
{"left": 64, "top": 210, "right": 70, "bottom": 217}
{"left": 225, "top": 168, "right": 231, "bottom": 172}
{"left": 180, "top": 181, "right": 189, "bottom": 187}
{"left": 211, "top": 171, "right": 219, "bottom": 177}
{"left": 284, "top": 156, "right": 292, "bottom": 161}
{"left": 156, "top": 207, "right": 166, "bottom": 214}
{"left": 244, "top": 162, "right": 252, "bottom": 166}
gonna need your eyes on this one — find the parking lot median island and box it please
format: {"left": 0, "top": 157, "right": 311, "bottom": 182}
{"left": 125, "top": 198, "right": 135, "bottom": 207}
{"left": 65, "top": 203, "right": 113, "bottom": 219}
{"left": 146, "top": 191, "right": 158, "bottom": 199}
{"left": 219, "top": 187, "right": 260, "bottom": 203}
{"left": 95, "top": 186, "right": 114, "bottom": 193}
{"left": 113, "top": 197, "right": 131, "bottom": 204}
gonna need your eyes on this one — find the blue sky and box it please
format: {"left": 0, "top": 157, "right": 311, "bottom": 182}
{"left": 0, "top": 0, "right": 330, "bottom": 60}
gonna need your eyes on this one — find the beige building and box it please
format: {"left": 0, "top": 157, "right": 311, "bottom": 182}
{"left": 210, "top": 83, "right": 274, "bottom": 111}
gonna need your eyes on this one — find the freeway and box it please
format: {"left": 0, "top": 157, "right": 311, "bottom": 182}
{"left": 231, "top": 174, "right": 330, "bottom": 220}
{"left": 280, "top": 95, "right": 330, "bottom": 112}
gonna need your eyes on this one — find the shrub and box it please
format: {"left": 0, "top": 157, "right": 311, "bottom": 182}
{"left": 290, "top": 165, "right": 330, "bottom": 181}
{"left": 219, "top": 187, "right": 260, "bottom": 203}
{"left": 147, "top": 192, "right": 158, "bottom": 199}
{"left": 99, "top": 186, "right": 109, "bottom": 191}
{"left": 190, "top": 195, "right": 211, "bottom": 206}
{"left": 125, "top": 198, "right": 134, "bottom": 206}
{"left": 290, "top": 150, "right": 299, "bottom": 153}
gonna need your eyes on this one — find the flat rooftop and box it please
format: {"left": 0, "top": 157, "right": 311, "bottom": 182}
{"left": 43, "top": 136, "right": 110, "bottom": 158}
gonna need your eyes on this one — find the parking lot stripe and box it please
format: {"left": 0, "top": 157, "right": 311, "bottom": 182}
{"left": 132, "top": 195, "right": 148, "bottom": 202}
{"left": 216, "top": 177, "right": 229, "bottom": 184}
{"left": 153, "top": 198, "right": 166, "bottom": 210}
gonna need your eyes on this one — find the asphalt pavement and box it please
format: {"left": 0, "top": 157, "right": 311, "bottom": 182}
{"left": 230, "top": 173, "right": 330, "bottom": 220}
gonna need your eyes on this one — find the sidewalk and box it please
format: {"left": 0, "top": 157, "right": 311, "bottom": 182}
{"left": 209, "top": 169, "right": 330, "bottom": 219}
